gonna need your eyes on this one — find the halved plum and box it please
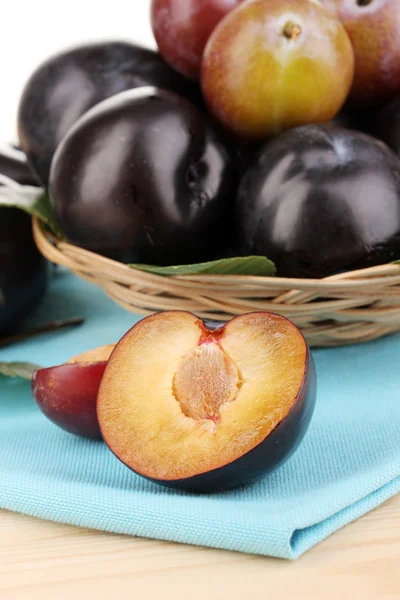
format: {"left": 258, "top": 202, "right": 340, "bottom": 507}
{"left": 32, "top": 344, "right": 115, "bottom": 440}
{"left": 97, "top": 312, "right": 316, "bottom": 493}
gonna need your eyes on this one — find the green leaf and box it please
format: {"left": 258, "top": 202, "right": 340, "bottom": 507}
{"left": 0, "top": 183, "right": 62, "bottom": 237}
{"left": 131, "top": 255, "right": 276, "bottom": 277}
{"left": 0, "top": 362, "right": 41, "bottom": 380}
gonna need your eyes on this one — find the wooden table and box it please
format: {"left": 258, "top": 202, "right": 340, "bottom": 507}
{"left": 1, "top": 495, "right": 399, "bottom": 600}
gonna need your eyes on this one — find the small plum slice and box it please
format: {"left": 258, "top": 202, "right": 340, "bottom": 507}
{"left": 32, "top": 344, "right": 115, "bottom": 440}
{"left": 97, "top": 312, "right": 316, "bottom": 493}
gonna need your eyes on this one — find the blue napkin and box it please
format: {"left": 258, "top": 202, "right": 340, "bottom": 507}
{"left": 0, "top": 269, "right": 399, "bottom": 559}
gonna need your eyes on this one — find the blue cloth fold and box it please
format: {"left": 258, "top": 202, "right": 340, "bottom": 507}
{"left": 0, "top": 270, "right": 399, "bottom": 559}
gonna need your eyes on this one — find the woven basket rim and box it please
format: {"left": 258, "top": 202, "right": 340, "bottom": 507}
{"left": 32, "top": 216, "right": 400, "bottom": 286}
{"left": 32, "top": 216, "right": 400, "bottom": 347}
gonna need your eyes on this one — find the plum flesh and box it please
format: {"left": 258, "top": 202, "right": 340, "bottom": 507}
{"left": 98, "top": 311, "right": 316, "bottom": 492}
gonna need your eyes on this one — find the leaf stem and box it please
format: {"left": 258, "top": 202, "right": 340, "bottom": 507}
{"left": 0, "top": 317, "right": 85, "bottom": 348}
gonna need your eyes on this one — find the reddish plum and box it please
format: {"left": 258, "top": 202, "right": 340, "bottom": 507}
{"left": 151, "top": 0, "right": 244, "bottom": 79}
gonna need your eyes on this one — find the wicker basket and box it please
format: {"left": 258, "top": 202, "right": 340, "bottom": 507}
{"left": 33, "top": 216, "right": 400, "bottom": 348}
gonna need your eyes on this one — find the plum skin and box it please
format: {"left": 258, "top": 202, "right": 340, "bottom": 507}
{"left": 99, "top": 313, "right": 317, "bottom": 494}
{"left": 0, "top": 145, "right": 40, "bottom": 186}
{"left": 18, "top": 41, "right": 203, "bottom": 185}
{"left": 0, "top": 149, "right": 48, "bottom": 335}
{"left": 0, "top": 209, "right": 48, "bottom": 335}
{"left": 201, "top": 0, "right": 354, "bottom": 140}
{"left": 375, "top": 98, "right": 400, "bottom": 156}
{"left": 151, "top": 0, "right": 244, "bottom": 80}
{"left": 323, "top": 0, "right": 400, "bottom": 107}
{"left": 49, "top": 87, "right": 236, "bottom": 266}
{"left": 32, "top": 362, "right": 107, "bottom": 440}
{"left": 236, "top": 123, "right": 400, "bottom": 279}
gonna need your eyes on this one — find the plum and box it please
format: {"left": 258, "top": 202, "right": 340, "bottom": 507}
{"left": 201, "top": 0, "right": 354, "bottom": 140}
{"left": 331, "top": 104, "right": 376, "bottom": 136}
{"left": 151, "top": 0, "right": 244, "bottom": 79}
{"left": 375, "top": 98, "right": 400, "bottom": 156}
{"left": 97, "top": 311, "right": 316, "bottom": 492}
{"left": 323, "top": 0, "right": 400, "bottom": 107}
{"left": 0, "top": 144, "right": 39, "bottom": 186}
{"left": 49, "top": 87, "right": 236, "bottom": 265}
{"left": 18, "top": 41, "right": 203, "bottom": 185}
{"left": 236, "top": 124, "right": 400, "bottom": 278}
{"left": 32, "top": 344, "right": 115, "bottom": 439}
{"left": 0, "top": 146, "right": 47, "bottom": 335}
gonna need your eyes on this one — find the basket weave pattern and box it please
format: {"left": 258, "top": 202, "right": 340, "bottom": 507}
{"left": 33, "top": 217, "right": 400, "bottom": 347}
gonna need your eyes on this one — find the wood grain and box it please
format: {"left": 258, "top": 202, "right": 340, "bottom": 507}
{"left": 0, "top": 494, "right": 399, "bottom": 600}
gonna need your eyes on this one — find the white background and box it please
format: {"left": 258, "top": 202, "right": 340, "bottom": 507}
{"left": 0, "top": 0, "right": 154, "bottom": 142}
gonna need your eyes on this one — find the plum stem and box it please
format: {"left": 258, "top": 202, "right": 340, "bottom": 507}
{"left": 0, "top": 317, "right": 85, "bottom": 348}
{"left": 357, "top": 0, "right": 372, "bottom": 6}
{"left": 282, "top": 21, "right": 302, "bottom": 41}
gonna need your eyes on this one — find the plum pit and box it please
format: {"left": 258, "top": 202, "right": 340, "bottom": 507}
{"left": 173, "top": 339, "right": 240, "bottom": 423}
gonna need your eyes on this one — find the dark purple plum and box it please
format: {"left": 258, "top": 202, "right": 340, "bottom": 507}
{"left": 0, "top": 147, "right": 48, "bottom": 334}
{"left": 375, "top": 98, "right": 400, "bottom": 157}
{"left": 331, "top": 104, "right": 376, "bottom": 136}
{"left": 0, "top": 144, "right": 40, "bottom": 186}
{"left": 236, "top": 124, "right": 400, "bottom": 279}
{"left": 18, "top": 41, "right": 203, "bottom": 185}
{"left": 50, "top": 87, "right": 236, "bottom": 266}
